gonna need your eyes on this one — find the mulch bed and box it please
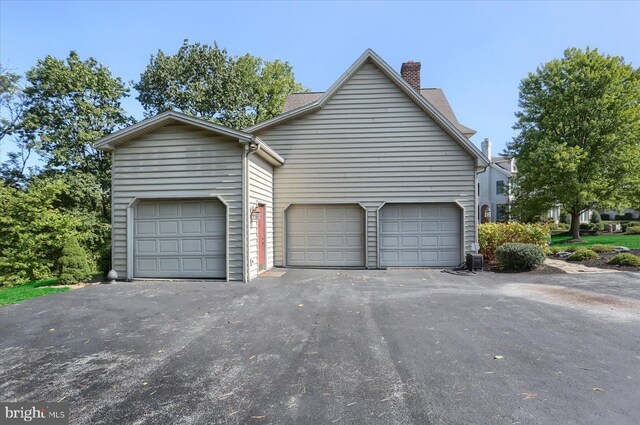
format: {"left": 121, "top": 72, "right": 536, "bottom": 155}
{"left": 485, "top": 263, "right": 566, "bottom": 274}
{"left": 569, "top": 249, "right": 640, "bottom": 272}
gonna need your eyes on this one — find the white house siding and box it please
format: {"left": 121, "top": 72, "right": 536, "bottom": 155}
{"left": 111, "top": 124, "right": 244, "bottom": 281}
{"left": 248, "top": 154, "right": 275, "bottom": 279}
{"left": 255, "top": 61, "right": 477, "bottom": 268}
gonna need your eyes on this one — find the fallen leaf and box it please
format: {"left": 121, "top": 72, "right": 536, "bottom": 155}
{"left": 298, "top": 304, "right": 304, "bottom": 307}
{"left": 158, "top": 349, "right": 165, "bottom": 353}
{"left": 494, "top": 355, "right": 504, "bottom": 360}
{"left": 380, "top": 397, "right": 393, "bottom": 402}
{"left": 142, "top": 382, "right": 148, "bottom": 386}
{"left": 49, "top": 328, "right": 55, "bottom": 332}
{"left": 593, "top": 388, "right": 604, "bottom": 392}
{"left": 251, "top": 415, "right": 266, "bottom": 419}
{"left": 249, "top": 355, "right": 256, "bottom": 360}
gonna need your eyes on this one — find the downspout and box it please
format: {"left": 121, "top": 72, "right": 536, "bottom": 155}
{"left": 243, "top": 137, "right": 261, "bottom": 283}
{"left": 475, "top": 161, "right": 491, "bottom": 251}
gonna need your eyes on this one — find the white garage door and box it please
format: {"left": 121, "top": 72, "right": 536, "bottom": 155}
{"left": 134, "top": 200, "right": 226, "bottom": 278}
{"left": 286, "top": 204, "right": 365, "bottom": 267}
{"left": 379, "top": 203, "right": 461, "bottom": 267}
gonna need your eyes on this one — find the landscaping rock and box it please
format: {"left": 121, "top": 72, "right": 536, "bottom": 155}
{"left": 615, "top": 246, "right": 631, "bottom": 252}
{"left": 556, "top": 252, "right": 572, "bottom": 258}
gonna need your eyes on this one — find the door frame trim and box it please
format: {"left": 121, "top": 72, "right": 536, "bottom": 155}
{"left": 126, "top": 194, "right": 230, "bottom": 281}
{"left": 376, "top": 201, "right": 465, "bottom": 269}
{"left": 282, "top": 202, "right": 367, "bottom": 268}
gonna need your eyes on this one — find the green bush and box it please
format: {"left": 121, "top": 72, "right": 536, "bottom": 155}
{"left": 559, "top": 211, "right": 569, "bottom": 224}
{"left": 59, "top": 236, "right": 93, "bottom": 285}
{"left": 567, "top": 248, "right": 598, "bottom": 262}
{"left": 478, "top": 223, "right": 550, "bottom": 263}
{"left": 624, "top": 212, "right": 634, "bottom": 220}
{"left": 590, "top": 244, "right": 617, "bottom": 252}
{"left": 608, "top": 253, "right": 640, "bottom": 267}
{"left": 496, "top": 243, "right": 546, "bottom": 271}
{"left": 590, "top": 211, "right": 601, "bottom": 223}
{"left": 627, "top": 226, "right": 640, "bottom": 235}
{"left": 600, "top": 213, "right": 610, "bottom": 220}
{"left": 628, "top": 222, "right": 640, "bottom": 228}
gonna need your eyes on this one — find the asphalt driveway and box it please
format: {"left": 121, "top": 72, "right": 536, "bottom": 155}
{"left": 1, "top": 269, "right": 639, "bottom": 424}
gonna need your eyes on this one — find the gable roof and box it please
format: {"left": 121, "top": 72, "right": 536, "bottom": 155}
{"left": 94, "top": 110, "right": 284, "bottom": 166}
{"left": 247, "top": 49, "right": 488, "bottom": 167}
{"left": 282, "top": 88, "right": 476, "bottom": 137}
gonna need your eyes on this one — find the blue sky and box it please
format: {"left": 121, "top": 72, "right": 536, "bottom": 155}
{"left": 1, "top": 0, "right": 638, "bottom": 161}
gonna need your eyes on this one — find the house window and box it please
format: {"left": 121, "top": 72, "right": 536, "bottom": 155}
{"left": 496, "top": 180, "right": 505, "bottom": 195}
{"left": 496, "top": 204, "right": 509, "bottom": 222}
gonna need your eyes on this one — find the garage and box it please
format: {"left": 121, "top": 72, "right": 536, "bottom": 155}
{"left": 134, "top": 199, "right": 226, "bottom": 278}
{"left": 286, "top": 204, "right": 365, "bottom": 267}
{"left": 379, "top": 203, "right": 461, "bottom": 267}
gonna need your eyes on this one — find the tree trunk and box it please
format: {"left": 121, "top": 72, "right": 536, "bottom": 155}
{"left": 570, "top": 211, "right": 581, "bottom": 241}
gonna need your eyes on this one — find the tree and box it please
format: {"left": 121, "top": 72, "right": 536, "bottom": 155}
{"left": 20, "top": 51, "right": 134, "bottom": 219}
{"left": 505, "top": 47, "right": 640, "bottom": 240}
{"left": 59, "top": 235, "right": 93, "bottom": 284}
{"left": 135, "top": 40, "right": 305, "bottom": 129}
{"left": 0, "top": 65, "right": 26, "bottom": 141}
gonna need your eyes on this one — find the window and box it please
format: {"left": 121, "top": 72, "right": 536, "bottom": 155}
{"left": 477, "top": 183, "right": 480, "bottom": 196}
{"left": 496, "top": 204, "right": 509, "bottom": 222}
{"left": 496, "top": 180, "right": 505, "bottom": 195}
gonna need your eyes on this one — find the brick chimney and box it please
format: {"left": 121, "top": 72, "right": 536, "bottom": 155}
{"left": 401, "top": 61, "right": 421, "bottom": 91}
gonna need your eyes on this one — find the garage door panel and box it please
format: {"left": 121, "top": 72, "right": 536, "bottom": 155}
{"left": 136, "top": 221, "right": 156, "bottom": 235}
{"left": 380, "top": 203, "right": 461, "bottom": 267}
{"left": 159, "top": 240, "right": 179, "bottom": 253}
{"left": 134, "top": 200, "right": 226, "bottom": 278}
{"left": 136, "top": 203, "right": 156, "bottom": 218}
{"left": 158, "top": 202, "right": 179, "bottom": 217}
{"left": 136, "top": 240, "right": 157, "bottom": 254}
{"left": 159, "top": 258, "right": 179, "bottom": 272}
{"left": 181, "top": 220, "right": 202, "bottom": 234}
{"left": 158, "top": 221, "right": 178, "bottom": 235}
{"left": 287, "top": 204, "right": 365, "bottom": 267}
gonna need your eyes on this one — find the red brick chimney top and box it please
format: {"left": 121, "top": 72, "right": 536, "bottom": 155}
{"left": 400, "top": 61, "right": 421, "bottom": 91}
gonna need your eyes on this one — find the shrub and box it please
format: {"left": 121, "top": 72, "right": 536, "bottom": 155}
{"left": 579, "top": 223, "right": 591, "bottom": 230}
{"left": 622, "top": 224, "right": 628, "bottom": 232}
{"left": 608, "top": 253, "right": 640, "bottom": 267}
{"left": 590, "top": 211, "right": 601, "bottom": 223}
{"left": 624, "top": 212, "right": 634, "bottom": 220}
{"left": 628, "top": 222, "right": 639, "bottom": 228}
{"left": 478, "top": 223, "right": 550, "bottom": 263}
{"left": 59, "top": 236, "right": 93, "bottom": 285}
{"left": 590, "top": 244, "right": 617, "bottom": 252}
{"left": 627, "top": 226, "right": 640, "bottom": 235}
{"left": 545, "top": 246, "right": 565, "bottom": 255}
{"left": 559, "top": 212, "right": 570, "bottom": 224}
{"left": 496, "top": 243, "right": 546, "bottom": 271}
{"left": 600, "top": 213, "right": 610, "bottom": 221}
{"left": 615, "top": 214, "right": 624, "bottom": 220}
{"left": 567, "top": 248, "right": 598, "bottom": 262}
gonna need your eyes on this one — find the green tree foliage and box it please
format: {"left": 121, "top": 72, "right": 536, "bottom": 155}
{"left": 0, "top": 65, "right": 25, "bottom": 141}
{"left": 135, "top": 40, "right": 305, "bottom": 129}
{"left": 59, "top": 235, "right": 93, "bottom": 284}
{"left": 0, "top": 178, "right": 86, "bottom": 286}
{"left": 20, "top": 51, "right": 134, "bottom": 218}
{"left": 506, "top": 48, "right": 640, "bottom": 240}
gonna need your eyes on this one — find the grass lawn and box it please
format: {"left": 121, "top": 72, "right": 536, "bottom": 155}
{"left": 0, "top": 279, "right": 69, "bottom": 307}
{"left": 551, "top": 234, "right": 640, "bottom": 249}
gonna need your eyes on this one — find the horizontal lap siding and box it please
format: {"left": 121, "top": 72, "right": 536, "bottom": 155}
{"left": 111, "top": 124, "right": 243, "bottom": 281}
{"left": 256, "top": 62, "right": 476, "bottom": 268}
{"left": 248, "top": 155, "right": 274, "bottom": 279}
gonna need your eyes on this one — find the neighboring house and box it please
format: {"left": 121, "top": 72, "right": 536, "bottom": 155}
{"left": 95, "top": 49, "right": 488, "bottom": 282}
{"left": 477, "top": 138, "right": 514, "bottom": 223}
{"left": 599, "top": 208, "right": 640, "bottom": 219}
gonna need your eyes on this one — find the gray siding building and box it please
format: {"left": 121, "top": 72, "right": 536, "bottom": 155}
{"left": 96, "top": 49, "right": 488, "bottom": 282}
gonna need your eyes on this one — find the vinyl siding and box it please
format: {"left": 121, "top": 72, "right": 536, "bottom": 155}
{"left": 111, "top": 124, "right": 243, "bottom": 281}
{"left": 255, "top": 61, "right": 476, "bottom": 268}
{"left": 248, "top": 154, "right": 275, "bottom": 279}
